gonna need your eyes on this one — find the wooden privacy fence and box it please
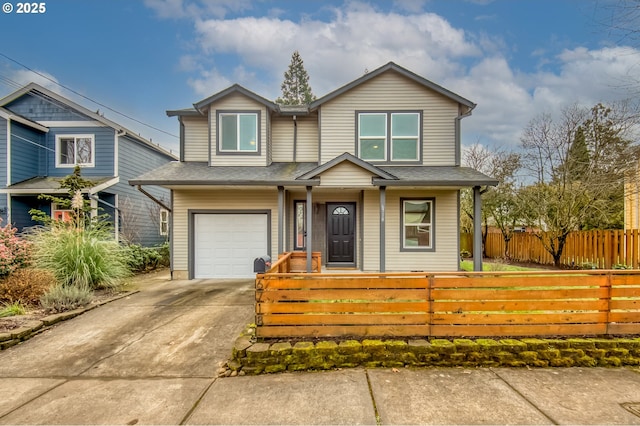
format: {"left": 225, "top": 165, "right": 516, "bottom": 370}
{"left": 255, "top": 269, "right": 640, "bottom": 339}
{"left": 461, "top": 229, "right": 640, "bottom": 269}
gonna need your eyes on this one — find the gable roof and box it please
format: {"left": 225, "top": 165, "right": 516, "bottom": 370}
{"left": 0, "top": 106, "right": 49, "bottom": 132}
{"left": 309, "top": 62, "right": 476, "bottom": 112}
{"left": 0, "top": 83, "right": 177, "bottom": 160}
{"left": 296, "top": 152, "right": 398, "bottom": 180}
{"left": 193, "top": 84, "right": 278, "bottom": 113}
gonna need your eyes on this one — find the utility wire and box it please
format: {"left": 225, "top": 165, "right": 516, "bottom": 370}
{"left": 0, "top": 52, "right": 179, "bottom": 140}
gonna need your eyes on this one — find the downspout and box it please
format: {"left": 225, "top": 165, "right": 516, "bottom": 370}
{"left": 293, "top": 115, "right": 297, "bottom": 162}
{"left": 135, "top": 185, "right": 171, "bottom": 212}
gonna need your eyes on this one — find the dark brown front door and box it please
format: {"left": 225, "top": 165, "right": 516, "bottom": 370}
{"left": 327, "top": 203, "right": 355, "bottom": 265}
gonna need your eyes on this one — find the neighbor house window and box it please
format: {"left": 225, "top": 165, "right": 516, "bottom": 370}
{"left": 358, "top": 112, "right": 420, "bottom": 162}
{"left": 52, "top": 203, "right": 73, "bottom": 222}
{"left": 401, "top": 198, "right": 434, "bottom": 250}
{"left": 160, "top": 209, "right": 169, "bottom": 236}
{"left": 218, "top": 112, "right": 259, "bottom": 153}
{"left": 294, "top": 201, "right": 306, "bottom": 250}
{"left": 56, "top": 135, "right": 95, "bottom": 167}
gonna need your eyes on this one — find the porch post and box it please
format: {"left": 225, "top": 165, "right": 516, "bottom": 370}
{"left": 277, "top": 186, "right": 284, "bottom": 256}
{"left": 473, "top": 185, "right": 483, "bottom": 271}
{"left": 306, "top": 186, "right": 313, "bottom": 273}
{"left": 380, "top": 186, "right": 386, "bottom": 272}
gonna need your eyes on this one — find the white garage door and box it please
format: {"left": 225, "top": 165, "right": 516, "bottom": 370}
{"left": 194, "top": 213, "right": 268, "bottom": 278}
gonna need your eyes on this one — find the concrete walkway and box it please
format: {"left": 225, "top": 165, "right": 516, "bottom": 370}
{"left": 1, "top": 273, "right": 640, "bottom": 425}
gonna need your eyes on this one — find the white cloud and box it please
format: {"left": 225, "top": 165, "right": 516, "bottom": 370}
{"left": 144, "top": 0, "right": 252, "bottom": 19}
{"left": 8, "top": 69, "right": 61, "bottom": 93}
{"left": 152, "top": 1, "right": 640, "bottom": 150}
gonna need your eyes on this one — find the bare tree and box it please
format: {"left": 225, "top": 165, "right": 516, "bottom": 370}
{"left": 462, "top": 143, "right": 522, "bottom": 258}
{"left": 519, "top": 102, "right": 640, "bottom": 266}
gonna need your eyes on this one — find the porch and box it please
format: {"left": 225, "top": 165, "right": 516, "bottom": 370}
{"left": 256, "top": 252, "right": 640, "bottom": 339}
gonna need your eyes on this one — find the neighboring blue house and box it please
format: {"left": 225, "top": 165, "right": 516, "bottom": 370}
{"left": 0, "top": 83, "right": 177, "bottom": 246}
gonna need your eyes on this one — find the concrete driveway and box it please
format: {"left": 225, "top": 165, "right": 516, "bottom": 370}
{"left": 2, "top": 272, "right": 640, "bottom": 425}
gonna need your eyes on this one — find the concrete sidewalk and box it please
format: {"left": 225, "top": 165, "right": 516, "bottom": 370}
{"left": 0, "top": 274, "right": 639, "bottom": 425}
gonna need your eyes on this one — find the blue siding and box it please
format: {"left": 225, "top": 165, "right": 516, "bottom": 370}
{"left": 0, "top": 119, "right": 7, "bottom": 225}
{"left": 5, "top": 94, "right": 89, "bottom": 122}
{"left": 116, "top": 136, "right": 174, "bottom": 246}
{"left": 10, "top": 122, "right": 46, "bottom": 184}
{"left": 10, "top": 196, "right": 49, "bottom": 231}
{"left": 45, "top": 127, "right": 115, "bottom": 177}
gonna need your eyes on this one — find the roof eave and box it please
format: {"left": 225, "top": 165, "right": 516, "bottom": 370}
{"left": 129, "top": 179, "right": 321, "bottom": 187}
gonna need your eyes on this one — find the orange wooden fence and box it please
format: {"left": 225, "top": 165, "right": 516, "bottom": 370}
{"left": 461, "top": 230, "right": 640, "bottom": 269}
{"left": 255, "top": 269, "right": 640, "bottom": 339}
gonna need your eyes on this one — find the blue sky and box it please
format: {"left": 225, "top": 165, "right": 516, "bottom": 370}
{"left": 0, "top": 0, "right": 637, "bottom": 155}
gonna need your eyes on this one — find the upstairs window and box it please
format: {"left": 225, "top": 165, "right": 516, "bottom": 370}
{"left": 358, "top": 112, "right": 420, "bottom": 162}
{"left": 218, "top": 112, "right": 259, "bottom": 153}
{"left": 56, "top": 135, "right": 95, "bottom": 167}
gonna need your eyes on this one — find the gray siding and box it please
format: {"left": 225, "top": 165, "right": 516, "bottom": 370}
{"left": 117, "top": 135, "right": 174, "bottom": 246}
{"left": 10, "top": 122, "right": 46, "bottom": 184}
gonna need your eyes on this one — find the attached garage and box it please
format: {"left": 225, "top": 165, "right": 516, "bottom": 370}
{"left": 192, "top": 212, "right": 270, "bottom": 278}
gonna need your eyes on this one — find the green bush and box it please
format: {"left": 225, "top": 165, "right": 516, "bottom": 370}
{"left": 28, "top": 226, "right": 130, "bottom": 290}
{"left": 40, "top": 284, "right": 93, "bottom": 313}
{"left": 0, "top": 302, "right": 26, "bottom": 318}
{"left": 124, "top": 243, "right": 169, "bottom": 273}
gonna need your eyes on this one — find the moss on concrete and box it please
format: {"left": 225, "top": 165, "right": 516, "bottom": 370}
{"left": 229, "top": 332, "right": 640, "bottom": 375}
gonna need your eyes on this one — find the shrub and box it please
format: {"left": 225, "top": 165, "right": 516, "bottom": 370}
{"left": 123, "top": 243, "right": 169, "bottom": 273}
{"left": 0, "top": 219, "right": 30, "bottom": 276}
{"left": 29, "top": 226, "right": 130, "bottom": 290}
{"left": 0, "top": 268, "right": 55, "bottom": 305}
{"left": 40, "top": 284, "right": 93, "bottom": 313}
{"left": 0, "top": 302, "right": 26, "bottom": 318}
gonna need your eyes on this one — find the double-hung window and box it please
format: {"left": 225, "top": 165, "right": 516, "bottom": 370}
{"left": 218, "top": 112, "right": 259, "bottom": 153}
{"left": 358, "top": 112, "right": 420, "bottom": 162}
{"left": 401, "top": 198, "right": 434, "bottom": 250}
{"left": 56, "top": 135, "right": 95, "bottom": 167}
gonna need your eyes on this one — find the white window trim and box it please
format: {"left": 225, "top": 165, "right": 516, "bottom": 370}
{"left": 358, "top": 113, "right": 387, "bottom": 161}
{"left": 51, "top": 203, "right": 73, "bottom": 222}
{"left": 390, "top": 113, "right": 420, "bottom": 162}
{"left": 160, "top": 209, "right": 169, "bottom": 236}
{"left": 219, "top": 113, "right": 259, "bottom": 153}
{"left": 55, "top": 134, "right": 95, "bottom": 168}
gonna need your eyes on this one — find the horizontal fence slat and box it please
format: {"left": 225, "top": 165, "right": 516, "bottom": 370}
{"left": 611, "top": 287, "right": 640, "bottom": 298}
{"left": 431, "top": 324, "right": 608, "bottom": 337}
{"left": 255, "top": 262, "right": 640, "bottom": 338}
{"left": 257, "top": 289, "right": 428, "bottom": 303}
{"left": 257, "top": 301, "right": 430, "bottom": 314}
{"left": 431, "top": 288, "right": 608, "bottom": 301}
{"left": 259, "top": 313, "right": 428, "bottom": 326}
{"left": 610, "top": 300, "right": 640, "bottom": 310}
{"left": 609, "top": 312, "right": 640, "bottom": 323}
{"left": 434, "top": 275, "right": 605, "bottom": 288}
{"left": 259, "top": 277, "right": 428, "bottom": 290}
{"left": 432, "top": 299, "right": 608, "bottom": 312}
{"left": 432, "top": 312, "right": 607, "bottom": 325}
{"left": 607, "top": 323, "right": 640, "bottom": 334}
{"left": 256, "top": 324, "right": 431, "bottom": 338}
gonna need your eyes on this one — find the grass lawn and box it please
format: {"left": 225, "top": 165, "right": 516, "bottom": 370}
{"left": 459, "top": 260, "right": 544, "bottom": 272}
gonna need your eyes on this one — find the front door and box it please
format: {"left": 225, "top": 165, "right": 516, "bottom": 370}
{"left": 327, "top": 202, "right": 356, "bottom": 265}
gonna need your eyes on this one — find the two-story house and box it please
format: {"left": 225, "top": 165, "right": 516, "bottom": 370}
{"left": 0, "top": 83, "right": 177, "bottom": 246}
{"left": 131, "top": 62, "right": 497, "bottom": 278}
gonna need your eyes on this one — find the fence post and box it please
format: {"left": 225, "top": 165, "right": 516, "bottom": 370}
{"left": 605, "top": 271, "right": 612, "bottom": 336}
{"left": 427, "top": 273, "right": 433, "bottom": 337}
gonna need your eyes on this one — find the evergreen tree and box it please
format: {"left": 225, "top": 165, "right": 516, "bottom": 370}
{"left": 565, "top": 125, "right": 590, "bottom": 181}
{"left": 276, "top": 51, "right": 316, "bottom": 105}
